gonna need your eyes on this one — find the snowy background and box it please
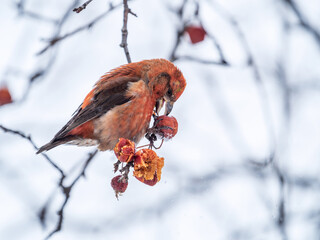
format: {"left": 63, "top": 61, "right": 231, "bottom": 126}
{"left": 1, "top": 0, "right": 320, "bottom": 239}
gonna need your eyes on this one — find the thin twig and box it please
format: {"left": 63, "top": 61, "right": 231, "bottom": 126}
{"left": 16, "top": 0, "right": 81, "bottom": 103}
{"left": 21, "top": 54, "right": 57, "bottom": 102}
{"left": 274, "top": 165, "right": 288, "bottom": 240}
{"left": 0, "top": 126, "right": 98, "bottom": 239}
{"left": 120, "top": 0, "right": 137, "bottom": 63}
{"left": 282, "top": 0, "right": 320, "bottom": 48}
{"left": 205, "top": 31, "right": 228, "bottom": 65}
{"left": 168, "top": 0, "right": 227, "bottom": 65}
{"left": 210, "top": 1, "right": 276, "bottom": 151}
{"left": 175, "top": 55, "right": 229, "bottom": 66}
{"left": 153, "top": 139, "right": 164, "bottom": 149}
{"left": 195, "top": 2, "right": 228, "bottom": 65}
{"left": 16, "top": 0, "right": 59, "bottom": 24}
{"left": 136, "top": 143, "right": 150, "bottom": 149}
{"left": 45, "top": 149, "right": 98, "bottom": 240}
{"left": 169, "top": 28, "right": 186, "bottom": 62}
{"left": 38, "top": 2, "right": 121, "bottom": 55}
{"left": 0, "top": 124, "right": 65, "bottom": 177}
{"left": 168, "top": 0, "right": 187, "bottom": 62}
{"left": 73, "top": 0, "right": 93, "bottom": 13}
{"left": 37, "top": 0, "right": 81, "bottom": 55}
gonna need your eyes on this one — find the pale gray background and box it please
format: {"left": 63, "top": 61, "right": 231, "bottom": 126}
{"left": 0, "top": 0, "right": 320, "bottom": 239}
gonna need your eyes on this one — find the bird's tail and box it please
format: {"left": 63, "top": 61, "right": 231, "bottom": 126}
{"left": 36, "top": 136, "right": 76, "bottom": 154}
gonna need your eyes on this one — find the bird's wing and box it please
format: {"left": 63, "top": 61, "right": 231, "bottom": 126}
{"left": 52, "top": 76, "right": 140, "bottom": 140}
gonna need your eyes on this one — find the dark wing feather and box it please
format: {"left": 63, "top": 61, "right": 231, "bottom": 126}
{"left": 54, "top": 91, "right": 129, "bottom": 139}
{"left": 54, "top": 77, "right": 140, "bottom": 139}
{"left": 37, "top": 76, "right": 140, "bottom": 153}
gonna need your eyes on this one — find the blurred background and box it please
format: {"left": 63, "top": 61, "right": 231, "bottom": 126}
{"left": 1, "top": 0, "right": 320, "bottom": 239}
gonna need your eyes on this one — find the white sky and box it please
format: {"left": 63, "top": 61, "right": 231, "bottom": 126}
{"left": 1, "top": 0, "right": 320, "bottom": 239}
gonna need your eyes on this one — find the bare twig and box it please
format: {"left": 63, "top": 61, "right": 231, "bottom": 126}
{"left": 21, "top": 54, "right": 57, "bottom": 102}
{"left": 282, "top": 0, "right": 320, "bottom": 48}
{"left": 168, "top": 0, "right": 228, "bottom": 65}
{"left": 37, "top": 0, "right": 81, "bottom": 55}
{"left": 73, "top": 0, "right": 93, "bottom": 13}
{"left": 38, "top": 2, "right": 121, "bottom": 55}
{"left": 45, "top": 149, "right": 98, "bottom": 240}
{"left": 210, "top": 1, "right": 276, "bottom": 151}
{"left": 205, "top": 31, "right": 228, "bottom": 65}
{"left": 16, "top": 0, "right": 59, "bottom": 24}
{"left": 168, "top": 0, "right": 189, "bottom": 62}
{"left": 0, "top": 124, "right": 65, "bottom": 177}
{"left": 274, "top": 165, "right": 288, "bottom": 240}
{"left": 13, "top": 0, "right": 81, "bottom": 103}
{"left": 195, "top": 2, "right": 228, "bottom": 64}
{"left": 175, "top": 55, "right": 229, "bottom": 66}
{"left": 120, "top": 0, "right": 137, "bottom": 63}
{"left": 0, "top": 125, "right": 99, "bottom": 239}
{"left": 168, "top": 28, "right": 185, "bottom": 62}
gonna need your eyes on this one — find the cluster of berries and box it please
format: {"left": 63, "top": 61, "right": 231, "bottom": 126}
{"left": 110, "top": 115, "right": 178, "bottom": 198}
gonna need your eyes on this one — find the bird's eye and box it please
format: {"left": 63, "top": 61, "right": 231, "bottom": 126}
{"left": 167, "top": 88, "right": 173, "bottom": 96}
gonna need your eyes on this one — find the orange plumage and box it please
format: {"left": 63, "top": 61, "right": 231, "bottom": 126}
{"left": 37, "top": 59, "right": 186, "bottom": 153}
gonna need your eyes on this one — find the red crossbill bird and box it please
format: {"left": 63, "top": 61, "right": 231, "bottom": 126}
{"left": 37, "top": 59, "right": 186, "bottom": 153}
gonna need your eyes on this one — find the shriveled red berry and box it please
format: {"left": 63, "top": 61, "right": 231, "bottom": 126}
{"left": 185, "top": 25, "right": 206, "bottom": 44}
{"left": 133, "top": 149, "right": 164, "bottom": 186}
{"left": 111, "top": 175, "right": 128, "bottom": 198}
{"left": 0, "top": 87, "right": 13, "bottom": 106}
{"left": 154, "top": 115, "right": 178, "bottom": 139}
{"left": 135, "top": 172, "right": 158, "bottom": 186}
{"left": 114, "top": 138, "right": 135, "bottom": 163}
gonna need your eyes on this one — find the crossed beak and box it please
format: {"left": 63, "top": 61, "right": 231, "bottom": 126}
{"left": 164, "top": 100, "right": 174, "bottom": 115}
{"left": 155, "top": 98, "right": 174, "bottom": 116}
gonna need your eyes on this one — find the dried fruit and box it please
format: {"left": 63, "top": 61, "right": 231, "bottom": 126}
{"left": 135, "top": 172, "right": 158, "bottom": 186}
{"left": 0, "top": 87, "right": 13, "bottom": 106}
{"left": 185, "top": 25, "right": 206, "bottom": 44}
{"left": 114, "top": 138, "right": 135, "bottom": 163}
{"left": 154, "top": 115, "right": 178, "bottom": 140}
{"left": 133, "top": 149, "right": 164, "bottom": 186}
{"left": 111, "top": 175, "right": 128, "bottom": 198}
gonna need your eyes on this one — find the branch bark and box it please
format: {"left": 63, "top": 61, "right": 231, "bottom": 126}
{"left": 120, "top": 0, "right": 137, "bottom": 63}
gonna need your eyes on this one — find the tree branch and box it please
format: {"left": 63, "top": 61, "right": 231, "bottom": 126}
{"left": 282, "top": 0, "right": 320, "bottom": 47}
{"left": 45, "top": 149, "right": 98, "bottom": 240}
{"left": 16, "top": 0, "right": 59, "bottom": 24}
{"left": 210, "top": 1, "right": 276, "bottom": 151}
{"left": 168, "top": 0, "right": 228, "bottom": 65}
{"left": 38, "top": 2, "right": 121, "bottom": 55}
{"left": 175, "top": 55, "right": 229, "bottom": 66}
{"left": 0, "top": 124, "right": 65, "bottom": 177}
{"left": 73, "top": 0, "right": 93, "bottom": 13}
{"left": 36, "top": 0, "right": 81, "bottom": 55}
{"left": 120, "top": 0, "right": 137, "bottom": 63}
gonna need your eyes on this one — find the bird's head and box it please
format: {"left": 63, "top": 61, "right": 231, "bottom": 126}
{"left": 142, "top": 59, "right": 186, "bottom": 115}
